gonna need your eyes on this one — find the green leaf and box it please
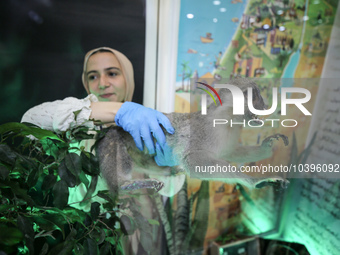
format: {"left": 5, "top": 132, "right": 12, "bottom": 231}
{"left": 90, "top": 202, "right": 101, "bottom": 221}
{"left": 39, "top": 242, "right": 49, "bottom": 255}
{"left": 105, "top": 236, "right": 116, "bottom": 246}
{"left": 89, "top": 227, "right": 105, "bottom": 245}
{"left": 41, "top": 213, "right": 67, "bottom": 238}
{"left": 81, "top": 152, "right": 100, "bottom": 176}
{"left": 0, "top": 144, "right": 17, "bottom": 165}
{"left": 40, "top": 139, "right": 61, "bottom": 160}
{"left": 0, "top": 163, "right": 10, "bottom": 180}
{"left": 80, "top": 176, "right": 98, "bottom": 207}
{"left": 58, "top": 161, "right": 78, "bottom": 187}
{"left": 189, "top": 181, "right": 210, "bottom": 250}
{"left": 47, "top": 240, "right": 75, "bottom": 255}
{"left": 147, "top": 219, "right": 160, "bottom": 226}
{"left": 44, "top": 207, "right": 87, "bottom": 227}
{"left": 53, "top": 180, "right": 69, "bottom": 209}
{"left": 73, "top": 243, "right": 84, "bottom": 255}
{"left": 0, "top": 225, "right": 24, "bottom": 246}
{"left": 97, "top": 228, "right": 106, "bottom": 245}
{"left": 79, "top": 171, "right": 90, "bottom": 188}
{"left": 0, "top": 122, "right": 64, "bottom": 142}
{"left": 129, "top": 205, "right": 151, "bottom": 235}
{"left": 32, "top": 215, "right": 61, "bottom": 233}
{"left": 62, "top": 208, "right": 87, "bottom": 225}
{"left": 17, "top": 215, "right": 35, "bottom": 239}
{"left": 174, "top": 179, "right": 188, "bottom": 252}
{"left": 120, "top": 215, "right": 136, "bottom": 235}
{"left": 83, "top": 238, "right": 99, "bottom": 255}
{"left": 17, "top": 215, "right": 35, "bottom": 254}
{"left": 99, "top": 242, "right": 111, "bottom": 255}
{"left": 0, "top": 204, "right": 17, "bottom": 213}
{"left": 65, "top": 153, "right": 82, "bottom": 177}
{"left": 41, "top": 174, "right": 57, "bottom": 191}
{"left": 4, "top": 181, "right": 34, "bottom": 206}
{"left": 66, "top": 228, "right": 77, "bottom": 242}
{"left": 96, "top": 190, "right": 115, "bottom": 204}
{"left": 90, "top": 129, "right": 107, "bottom": 153}
{"left": 72, "top": 126, "right": 95, "bottom": 140}
{"left": 15, "top": 154, "right": 37, "bottom": 173}
{"left": 139, "top": 229, "right": 153, "bottom": 253}
{"left": 84, "top": 214, "right": 92, "bottom": 227}
{"left": 73, "top": 110, "right": 82, "bottom": 120}
{"left": 0, "top": 122, "right": 30, "bottom": 134}
{"left": 27, "top": 164, "right": 42, "bottom": 187}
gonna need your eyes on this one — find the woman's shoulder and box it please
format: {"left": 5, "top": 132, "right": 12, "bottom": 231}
{"left": 40, "top": 94, "right": 99, "bottom": 105}
{"left": 21, "top": 94, "right": 99, "bottom": 132}
{"left": 23, "top": 95, "right": 98, "bottom": 113}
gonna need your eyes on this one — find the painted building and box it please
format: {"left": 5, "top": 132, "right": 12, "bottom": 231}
{"left": 270, "top": 28, "right": 293, "bottom": 49}
{"left": 241, "top": 14, "right": 258, "bottom": 29}
{"left": 233, "top": 56, "right": 264, "bottom": 77}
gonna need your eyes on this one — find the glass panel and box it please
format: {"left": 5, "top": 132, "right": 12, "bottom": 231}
{"left": 0, "top": 0, "right": 146, "bottom": 124}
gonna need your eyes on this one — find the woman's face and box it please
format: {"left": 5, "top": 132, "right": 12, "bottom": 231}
{"left": 85, "top": 52, "right": 126, "bottom": 102}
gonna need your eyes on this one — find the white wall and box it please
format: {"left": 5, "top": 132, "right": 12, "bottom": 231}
{"left": 143, "top": 0, "right": 181, "bottom": 113}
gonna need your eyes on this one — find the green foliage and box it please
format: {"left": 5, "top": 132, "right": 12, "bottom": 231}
{"left": 0, "top": 122, "right": 124, "bottom": 255}
{"left": 188, "top": 181, "right": 210, "bottom": 250}
{"left": 155, "top": 179, "right": 210, "bottom": 255}
{"left": 276, "top": 50, "right": 289, "bottom": 68}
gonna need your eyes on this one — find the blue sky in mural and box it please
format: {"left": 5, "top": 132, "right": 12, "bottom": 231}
{"left": 176, "top": 0, "right": 247, "bottom": 84}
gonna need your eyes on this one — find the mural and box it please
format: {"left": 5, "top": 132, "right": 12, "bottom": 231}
{"left": 174, "top": 0, "right": 339, "bottom": 252}
{"left": 175, "top": 0, "right": 337, "bottom": 105}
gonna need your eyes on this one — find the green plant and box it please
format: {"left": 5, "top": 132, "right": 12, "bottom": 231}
{"left": 0, "top": 122, "right": 125, "bottom": 255}
{"left": 181, "top": 61, "right": 192, "bottom": 92}
{"left": 154, "top": 179, "right": 210, "bottom": 255}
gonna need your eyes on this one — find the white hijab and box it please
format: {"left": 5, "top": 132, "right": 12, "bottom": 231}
{"left": 81, "top": 47, "right": 135, "bottom": 102}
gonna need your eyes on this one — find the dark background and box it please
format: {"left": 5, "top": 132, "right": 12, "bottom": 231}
{"left": 0, "top": 0, "right": 146, "bottom": 124}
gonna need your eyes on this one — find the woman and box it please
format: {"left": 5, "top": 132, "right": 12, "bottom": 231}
{"left": 22, "top": 47, "right": 176, "bottom": 253}
{"left": 21, "top": 46, "right": 179, "bottom": 204}
{"left": 21, "top": 46, "right": 176, "bottom": 166}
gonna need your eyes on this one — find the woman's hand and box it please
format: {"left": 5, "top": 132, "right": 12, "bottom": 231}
{"left": 115, "top": 102, "right": 175, "bottom": 161}
{"left": 154, "top": 142, "right": 179, "bottom": 167}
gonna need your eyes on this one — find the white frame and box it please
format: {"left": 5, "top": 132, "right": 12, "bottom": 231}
{"left": 143, "top": 0, "right": 181, "bottom": 113}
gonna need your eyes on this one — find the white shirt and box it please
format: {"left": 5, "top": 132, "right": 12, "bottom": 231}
{"left": 21, "top": 94, "right": 98, "bottom": 132}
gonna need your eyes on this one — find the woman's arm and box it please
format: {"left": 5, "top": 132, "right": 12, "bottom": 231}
{"left": 89, "top": 101, "right": 123, "bottom": 125}
{"left": 21, "top": 96, "right": 176, "bottom": 166}
{"left": 21, "top": 94, "right": 125, "bottom": 132}
{"left": 21, "top": 94, "right": 106, "bottom": 132}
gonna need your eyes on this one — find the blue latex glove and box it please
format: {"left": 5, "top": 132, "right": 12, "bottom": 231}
{"left": 115, "top": 102, "right": 175, "bottom": 157}
{"left": 154, "top": 142, "right": 179, "bottom": 167}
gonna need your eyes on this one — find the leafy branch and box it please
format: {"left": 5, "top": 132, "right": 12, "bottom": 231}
{"left": 0, "top": 122, "right": 126, "bottom": 255}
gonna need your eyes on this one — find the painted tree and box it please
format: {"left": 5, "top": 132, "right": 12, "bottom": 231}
{"left": 237, "top": 67, "right": 242, "bottom": 75}
{"left": 312, "top": 31, "right": 322, "bottom": 40}
{"left": 277, "top": 50, "right": 289, "bottom": 68}
{"left": 181, "top": 61, "right": 191, "bottom": 91}
{"left": 184, "top": 70, "right": 193, "bottom": 92}
{"left": 289, "top": 38, "right": 295, "bottom": 50}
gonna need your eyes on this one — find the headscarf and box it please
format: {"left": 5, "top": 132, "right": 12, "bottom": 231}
{"left": 81, "top": 47, "right": 135, "bottom": 102}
